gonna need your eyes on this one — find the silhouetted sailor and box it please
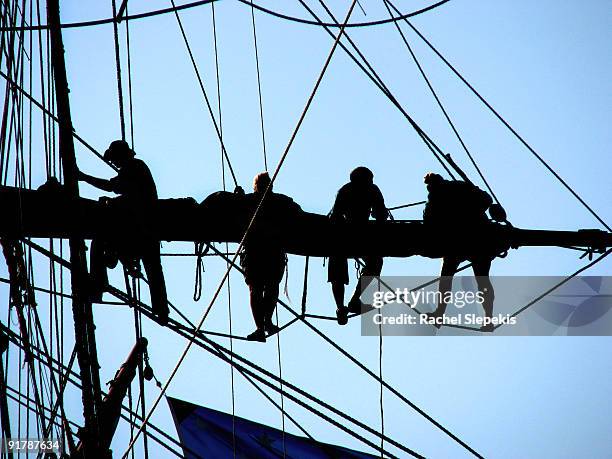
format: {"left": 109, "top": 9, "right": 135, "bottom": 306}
{"left": 422, "top": 172, "right": 495, "bottom": 332}
{"left": 328, "top": 167, "right": 387, "bottom": 325}
{"left": 78, "top": 140, "right": 169, "bottom": 325}
{"left": 241, "top": 172, "right": 300, "bottom": 342}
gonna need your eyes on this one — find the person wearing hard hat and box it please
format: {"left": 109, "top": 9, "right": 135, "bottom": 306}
{"left": 78, "top": 140, "right": 169, "bottom": 325}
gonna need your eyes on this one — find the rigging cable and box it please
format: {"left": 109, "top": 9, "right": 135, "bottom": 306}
{"left": 250, "top": 4, "right": 286, "bottom": 453}
{"left": 378, "top": 287, "right": 385, "bottom": 459}
{"left": 124, "top": 1, "right": 135, "bottom": 147}
{"left": 210, "top": 4, "right": 237, "bottom": 456}
{"left": 121, "top": 2, "right": 360, "bottom": 455}
{"left": 385, "top": 0, "right": 610, "bottom": 232}
{"left": 381, "top": 0, "right": 501, "bottom": 204}
{"left": 102, "top": 294, "right": 416, "bottom": 458}
{"left": 495, "top": 248, "right": 612, "bottom": 331}
{"left": 169, "top": 0, "right": 239, "bottom": 188}
{"left": 0, "top": 69, "right": 119, "bottom": 171}
{"left": 304, "top": 0, "right": 454, "bottom": 178}
{"left": 207, "top": 243, "right": 484, "bottom": 458}
{"left": 111, "top": 0, "right": 126, "bottom": 140}
{"left": 1, "top": 321, "right": 193, "bottom": 458}
{"left": 111, "top": 4, "right": 149, "bottom": 455}
{"left": 250, "top": 1, "right": 268, "bottom": 170}
{"left": 0, "top": 0, "right": 450, "bottom": 32}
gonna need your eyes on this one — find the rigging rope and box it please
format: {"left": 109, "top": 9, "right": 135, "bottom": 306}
{"left": 124, "top": 2, "right": 135, "bottom": 147}
{"left": 249, "top": 4, "right": 285, "bottom": 452}
{"left": 111, "top": 0, "right": 126, "bottom": 140}
{"left": 495, "top": 248, "right": 612, "bottom": 331}
{"left": 210, "top": 5, "right": 237, "bottom": 455}
{"left": 0, "top": 0, "right": 450, "bottom": 32}
{"left": 169, "top": 0, "right": 239, "bottom": 188}
{"left": 300, "top": 256, "right": 309, "bottom": 316}
{"left": 98, "top": 292, "right": 417, "bottom": 458}
{"left": 122, "top": 3, "right": 360, "bottom": 455}
{"left": 378, "top": 278, "right": 385, "bottom": 458}
{"left": 250, "top": 2, "right": 268, "bottom": 170}
{"left": 206, "top": 243, "right": 484, "bottom": 458}
{"left": 381, "top": 0, "right": 501, "bottom": 204}
{"left": 1, "top": 321, "right": 191, "bottom": 458}
{"left": 0, "top": 69, "right": 118, "bottom": 171}
{"left": 303, "top": 0, "right": 455, "bottom": 178}
{"left": 385, "top": 0, "right": 611, "bottom": 232}
{"left": 21, "top": 236, "right": 506, "bottom": 459}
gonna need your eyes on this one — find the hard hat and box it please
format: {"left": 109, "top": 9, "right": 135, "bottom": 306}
{"left": 103, "top": 140, "right": 135, "bottom": 163}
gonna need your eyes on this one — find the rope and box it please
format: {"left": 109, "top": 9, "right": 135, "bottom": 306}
{"left": 302, "top": 0, "right": 455, "bottom": 178}
{"left": 0, "top": 322, "right": 191, "bottom": 458}
{"left": 206, "top": 244, "right": 484, "bottom": 458}
{"left": 387, "top": 201, "right": 426, "bottom": 211}
{"left": 382, "top": 0, "right": 501, "bottom": 205}
{"left": 210, "top": 5, "right": 237, "bottom": 454}
{"left": 5, "top": 240, "right": 423, "bottom": 457}
{"left": 106, "top": 290, "right": 314, "bottom": 443}
{"left": 0, "top": 69, "right": 119, "bottom": 171}
{"left": 102, "top": 295, "right": 418, "bottom": 459}
{"left": 0, "top": 0, "right": 218, "bottom": 31}
{"left": 197, "top": 338, "right": 411, "bottom": 458}
{"left": 249, "top": 4, "right": 284, "bottom": 450}
{"left": 385, "top": 0, "right": 611, "bottom": 232}
{"left": 111, "top": 0, "right": 126, "bottom": 140}
{"left": 250, "top": 3, "right": 268, "bottom": 170}
{"left": 169, "top": 0, "right": 239, "bottom": 188}
{"left": 121, "top": 3, "right": 359, "bottom": 455}
{"left": 0, "top": 0, "right": 450, "bottom": 32}
{"left": 274, "top": 308, "right": 287, "bottom": 458}
{"left": 124, "top": 2, "right": 135, "bottom": 147}
{"left": 378, "top": 277, "right": 385, "bottom": 458}
{"left": 300, "top": 256, "right": 309, "bottom": 316}
{"left": 192, "top": 242, "right": 208, "bottom": 301}
{"left": 495, "top": 248, "right": 612, "bottom": 330}
{"left": 238, "top": 0, "right": 449, "bottom": 29}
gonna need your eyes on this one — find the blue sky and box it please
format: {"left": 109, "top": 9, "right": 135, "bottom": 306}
{"left": 1, "top": 0, "right": 611, "bottom": 458}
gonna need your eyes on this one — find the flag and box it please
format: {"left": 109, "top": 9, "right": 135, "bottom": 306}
{"left": 168, "top": 397, "right": 379, "bottom": 459}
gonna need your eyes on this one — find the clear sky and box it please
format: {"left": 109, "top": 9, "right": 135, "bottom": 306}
{"left": 2, "top": 0, "right": 611, "bottom": 458}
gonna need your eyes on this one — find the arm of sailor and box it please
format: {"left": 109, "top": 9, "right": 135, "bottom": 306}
{"left": 371, "top": 184, "right": 388, "bottom": 221}
{"left": 77, "top": 169, "right": 115, "bottom": 193}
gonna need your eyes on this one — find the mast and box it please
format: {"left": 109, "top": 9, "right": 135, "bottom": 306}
{"left": 46, "top": 0, "right": 105, "bottom": 456}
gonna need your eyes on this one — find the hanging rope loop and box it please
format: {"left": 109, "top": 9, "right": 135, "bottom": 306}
{"left": 193, "top": 242, "right": 210, "bottom": 301}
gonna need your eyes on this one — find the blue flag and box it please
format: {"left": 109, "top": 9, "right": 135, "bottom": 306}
{"left": 168, "top": 397, "right": 378, "bottom": 459}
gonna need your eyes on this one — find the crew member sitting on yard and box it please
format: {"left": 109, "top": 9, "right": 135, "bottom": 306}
{"left": 422, "top": 172, "right": 495, "bottom": 332}
{"left": 328, "top": 167, "right": 388, "bottom": 325}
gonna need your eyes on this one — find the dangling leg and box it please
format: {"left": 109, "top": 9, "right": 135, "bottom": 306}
{"left": 328, "top": 256, "right": 349, "bottom": 325}
{"left": 473, "top": 257, "right": 494, "bottom": 332}
{"left": 89, "top": 239, "right": 109, "bottom": 302}
{"left": 331, "top": 283, "right": 345, "bottom": 310}
{"left": 427, "top": 256, "right": 461, "bottom": 328}
{"left": 247, "top": 282, "right": 266, "bottom": 342}
{"left": 142, "top": 241, "right": 169, "bottom": 325}
{"left": 348, "top": 256, "right": 383, "bottom": 313}
{"left": 263, "top": 280, "right": 281, "bottom": 335}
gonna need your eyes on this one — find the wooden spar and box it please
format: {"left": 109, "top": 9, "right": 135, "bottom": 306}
{"left": 1, "top": 185, "right": 610, "bottom": 258}
{"left": 76, "top": 338, "right": 148, "bottom": 455}
{"left": 46, "top": 1, "right": 104, "bottom": 456}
